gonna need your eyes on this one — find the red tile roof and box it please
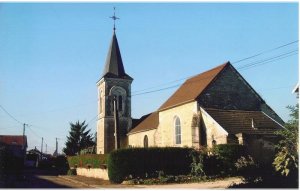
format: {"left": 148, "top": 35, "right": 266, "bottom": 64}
{"left": 0, "top": 135, "right": 27, "bottom": 146}
{"left": 128, "top": 112, "right": 159, "bottom": 135}
{"left": 158, "top": 62, "right": 229, "bottom": 111}
{"left": 129, "top": 62, "right": 229, "bottom": 134}
{"left": 203, "top": 108, "right": 283, "bottom": 135}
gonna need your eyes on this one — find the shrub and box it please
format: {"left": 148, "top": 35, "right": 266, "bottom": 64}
{"left": 235, "top": 155, "right": 260, "bottom": 183}
{"left": 53, "top": 155, "right": 69, "bottom": 174}
{"left": 107, "top": 147, "right": 193, "bottom": 183}
{"left": 212, "top": 144, "right": 246, "bottom": 161}
{"left": 211, "top": 144, "right": 246, "bottom": 175}
{"left": 67, "top": 154, "right": 107, "bottom": 169}
{"left": 202, "top": 154, "right": 224, "bottom": 176}
{"left": 189, "top": 150, "right": 205, "bottom": 177}
{"left": 67, "top": 168, "right": 77, "bottom": 176}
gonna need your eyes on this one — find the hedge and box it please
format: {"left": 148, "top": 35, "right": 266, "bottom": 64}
{"left": 210, "top": 144, "right": 247, "bottom": 176}
{"left": 67, "top": 154, "right": 108, "bottom": 169}
{"left": 212, "top": 144, "right": 246, "bottom": 161}
{"left": 107, "top": 147, "right": 193, "bottom": 183}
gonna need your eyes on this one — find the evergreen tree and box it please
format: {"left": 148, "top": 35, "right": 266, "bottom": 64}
{"left": 63, "top": 121, "right": 95, "bottom": 156}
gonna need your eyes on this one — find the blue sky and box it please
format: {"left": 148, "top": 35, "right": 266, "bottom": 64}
{"left": 0, "top": 3, "right": 298, "bottom": 154}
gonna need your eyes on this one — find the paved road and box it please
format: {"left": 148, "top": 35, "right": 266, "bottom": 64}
{"left": 132, "top": 177, "right": 242, "bottom": 189}
{"left": 59, "top": 175, "right": 242, "bottom": 189}
{"left": 2, "top": 168, "right": 85, "bottom": 188}
{"left": 1, "top": 168, "right": 242, "bottom": 189}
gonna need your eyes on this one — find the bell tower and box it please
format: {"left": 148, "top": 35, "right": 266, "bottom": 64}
{"left": 96, "top": 11, "right": 133, "bottom": 154}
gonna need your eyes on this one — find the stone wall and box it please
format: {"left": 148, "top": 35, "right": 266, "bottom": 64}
{"left": 76, "top": 167, "right": 109, "bottom": 180}
{"left": 96, "top": 77, "right": 132, "bottom": 154}
{"left": 198, "top": 65, "right": 263, "bottom": 111}
{"left": 156, "top": 102, "right": 198, "bottom": 147}
{"left": 200, "top": 107, "right": 228, "bottom": 148}
{"left": 128, "top": 129, "right": 156, "bottom": 147}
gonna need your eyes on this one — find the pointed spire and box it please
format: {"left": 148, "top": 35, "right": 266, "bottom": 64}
{"left": 102, "top": 32, "right": 132, "bottom": 80}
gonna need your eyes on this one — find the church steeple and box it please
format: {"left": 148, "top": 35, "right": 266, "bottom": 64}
{"left": 102, "top": 32, "right": 132, "bottom": 80}
{"left": 96, "top": 8, "right": 133, "bottom": 154}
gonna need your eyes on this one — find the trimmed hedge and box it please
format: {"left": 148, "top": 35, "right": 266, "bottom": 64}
{"left": 67, "top": 154, "right": 108, "bottom": 169}
{"left": 107, "top": 147, "right": 193, "bottom": 183}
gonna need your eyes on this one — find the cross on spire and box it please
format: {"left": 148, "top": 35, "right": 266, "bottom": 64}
{"left": 110, "top": 7, "right": 120, "bottom": 32}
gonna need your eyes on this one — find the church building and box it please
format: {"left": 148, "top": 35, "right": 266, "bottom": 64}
{"left": 96, "top": 29, "right": 284, "bottom": 155}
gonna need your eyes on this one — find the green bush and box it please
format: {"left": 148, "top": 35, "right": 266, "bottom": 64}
{"left": 67, "top": 168, "right": 77, "bottom": 176}
{"left": 212, "top": 144, "right": 246, "bottom": 161}
{"left": 67, "top": 154, "right": 107, "bottom": 169}
{"left": 53, "top": 155, "right": 69, "bottom": 174}
{"left": 203, "top": 154, "right": 224, "bottom": 176}
{"left": 211, "top": 144, "right": 246, "bottom": 175}
{"left": 107, "top": 147, "right": 193, "bottom": 183}
{"left": 235, "top": 155, "right": 260, "bottom": 183}
{"left": 189, "top": 150, "right": 205, "bottom": 177}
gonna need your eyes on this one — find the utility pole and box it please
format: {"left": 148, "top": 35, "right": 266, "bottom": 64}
{"left": 53, "top": 138, "right": 58, "bottom": 156}
{"left": 113, "top": 95, "right": 120, "bottom": 150}
{"left": 41, "top": 137, "right": 43, "bottom": 159}
{"left": 23, "top": 123, "right": 27, "bottom": 149}
{"left": 56, "top": 137, "right": 58, "bottom": 155}
{"left": 45, "top": 144, "right": 47, "bottom": 154}
{"left": 23, "top": 123, "right": 26, "bottom": 137}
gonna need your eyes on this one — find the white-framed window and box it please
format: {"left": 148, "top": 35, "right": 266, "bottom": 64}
{"left": 174, "top": 116, "right": 181, "bottom": 145}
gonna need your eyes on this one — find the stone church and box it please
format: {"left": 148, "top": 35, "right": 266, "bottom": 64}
{"left": 96, "top": 31, "right": 284, "bottom": 155}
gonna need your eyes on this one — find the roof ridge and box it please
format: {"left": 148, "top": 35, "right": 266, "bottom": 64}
{"left": 204, "top": 108, "right": 263, "bottom": 113}
{"left": 0, "top": 135, "right": 25, "bottom": 137}
{"left": 186, "top": 61, "right": 229, "bottom": 82}
{"left": 158, "top": 61, "right": 230, "bottom": 111}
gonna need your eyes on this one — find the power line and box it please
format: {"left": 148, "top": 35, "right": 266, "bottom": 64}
{"left": 0, "top": 105, "right": 23, "bottom": 125}
{"left": 131, "top": 40, "right": 298, "bottom": 94}
{"left": 232, "top": 40, "right": 298, "bottom": 64}
{"left": 132, "top": 50, "right": 297, "bottom": 97}
{"left": 238, "top": 49, "right": 298, "bottom": 70}
{"left": 132, "top": 84, "right": 181, "bottom": 96}
{"left": 86, "top": 114, "right": 99, "bottom": 125}
{"left": 0, "top": 104, "right": 65, "bottom": 151}
{"left": 132, "top": 75, "right": 193, "bottom": 94}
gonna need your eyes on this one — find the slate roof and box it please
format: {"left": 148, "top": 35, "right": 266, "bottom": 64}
{"left": 158, "top": 62, "right": 229, "bottom": 111}
{"left": 102, "top": 32, "right": 132, "bottom": 80}
{"left": 128, "top": 112, "right": 159, "bottom": 135}
{"left": 203, "top": 108, "right": 283, "bottom": 135}
{"left": 0, "top": 135, "right": 27, "bottom": 147}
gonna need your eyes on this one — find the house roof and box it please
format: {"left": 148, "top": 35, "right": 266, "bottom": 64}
{"left": 292, "top": 82, "right": 299, "bottom": 94}
{"left": 158, "top": 62, "right": 229, "bottom": 111}
{"left": 203, "top": 108, "right": 283, "bottom": 135}
{"left": 102, "top": 32, "right": 132, "bottom": 80}
{"left": 129, "top": 62, "right": 230, "bottom": 134}
{"left": 128, "top": 112, "right": 159, "bottom": 135}
{"left": 0, "top": 135, "right": 27, "bottom": 147}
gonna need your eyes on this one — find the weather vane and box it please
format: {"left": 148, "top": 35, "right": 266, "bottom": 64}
{"left": 110, "top": 7, "right": 120, "bottom": 31}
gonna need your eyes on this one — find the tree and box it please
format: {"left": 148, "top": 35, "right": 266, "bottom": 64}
{"left": 273, "top": 104, "right": 298, "bottom": 177}
{"left": 63, "top": 120, "right": 95, "bottom": 156}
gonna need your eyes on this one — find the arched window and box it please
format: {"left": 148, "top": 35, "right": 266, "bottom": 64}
{"left": 174, "top": 117, "right": 181, "bottom": 144}
{"left": 144, "top": 135, "right": 148, "bottom": 148}
{"left": 109, "top": 86, "right": 126, "bottom": 116}
{"left": 118, "top": 95, "right": 122, "bottom": 111}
